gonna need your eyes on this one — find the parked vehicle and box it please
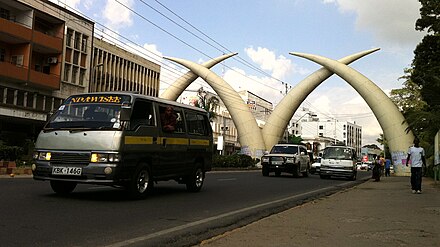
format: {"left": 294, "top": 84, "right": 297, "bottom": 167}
{"left": 32, "top": 92, "right": 213, "bottom": 198}
{"left": 261, "top": 144, "right": 310, "bottom": 177}
{"left": 310, "top": 157, "right": 321, "bottom": 174}
{"left": 320, "top": 146, "right": 357, "bottom": 180}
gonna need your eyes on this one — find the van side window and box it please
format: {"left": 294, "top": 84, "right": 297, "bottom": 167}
{"left": 186, "top": 112, "right": 208, "bottom": 135}
{"left": 160, "top": 106, "right": 185, "bottom": 133}
{"left": 130, "top": 100, "right": 154, "bottom": 130}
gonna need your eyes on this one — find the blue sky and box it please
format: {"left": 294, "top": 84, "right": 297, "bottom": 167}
{"left": 52, "top": 0, "right": 424, "bottom": 145}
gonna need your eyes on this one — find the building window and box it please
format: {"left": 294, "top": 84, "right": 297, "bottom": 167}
{"left": 319, "top": 125, "right": 323, "bottom": 130}
{"left": 72, "top": 67, "right": 78, "bottom": 83}
{"left": 74, "top": 32, "right": 81, "bottom": 50}
{"left": 79, "top": 69, "right": 86, "bottom": 86}
{"left": 0, "top": 8, "right": 10, "bottom": 20}
{"left": 319, "top": 133, "right": 323, "bottom": 137}
{"left": 66, "top": 29, "right": 73, "bottom": 47}
{"left": 81, "top": 36, "right": 88, "bottom": 52}
{"left": 64, "top": 64, "right": 71, "bottom": 81}
{"left": 0, "top": 48, "right": 5, "bottom": 62}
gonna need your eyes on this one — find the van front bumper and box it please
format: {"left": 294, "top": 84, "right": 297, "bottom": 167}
{"left": 32, "top": 161, "right": 130, "bottom": 185}
{"left": 320, "top": 167, "right": 355, "bottom": 178}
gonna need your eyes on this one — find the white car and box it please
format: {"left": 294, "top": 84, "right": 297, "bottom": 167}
{"left": 310, "top": 157, "right": 321, "bottom": 174}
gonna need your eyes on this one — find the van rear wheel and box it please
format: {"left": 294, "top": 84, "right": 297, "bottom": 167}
{"left": 50, "top": 180, "right": 77, "bottom": 195}
{"left": 186, "top": 167, "right": 204, "bottom": 192}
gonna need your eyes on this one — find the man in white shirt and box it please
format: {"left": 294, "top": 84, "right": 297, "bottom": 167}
{"left": 406, "top": 138, "right": 426, "bottom": 194}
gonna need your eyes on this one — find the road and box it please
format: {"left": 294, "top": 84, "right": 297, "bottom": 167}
{"left": 0, "top": 170, "right": 371, "bottom": 247}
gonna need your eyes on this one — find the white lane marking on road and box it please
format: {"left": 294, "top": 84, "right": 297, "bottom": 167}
{"left": 105, "top": 181, "right": 353, "bottom": 247}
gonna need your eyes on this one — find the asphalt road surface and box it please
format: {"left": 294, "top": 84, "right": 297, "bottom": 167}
{"left": 0, "top": 170, "right": 371, "bottom": 246}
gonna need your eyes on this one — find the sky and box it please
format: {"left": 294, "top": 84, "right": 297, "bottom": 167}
{"left": 51, "top": 0, "right": 425, "bottom": 146}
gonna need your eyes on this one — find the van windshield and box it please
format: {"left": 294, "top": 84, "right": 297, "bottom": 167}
{"left": 44, "top": 94, "right": 131, "bottom": 130}
{"left": 322, "top": 147, "right": 353, "bottom": 160}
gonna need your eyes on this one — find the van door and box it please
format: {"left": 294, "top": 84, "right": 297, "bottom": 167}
{"left": 123, "top": 99, "right": 160, "bottom": 174}
{"left": 185, "top": 111, "right": 212, "bottom": 172}
{"left": 158, "top": 105, "right": 189, "bottom": 177}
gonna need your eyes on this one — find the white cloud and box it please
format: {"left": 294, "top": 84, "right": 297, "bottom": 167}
{"left": 244, "top": 46, "right": 311, "bottom": 79}
{"left": 325, "top": 0, "right": 424, "bottom": 49}
{"left": 103, "top": 0, "right": 134, "bottom": 30}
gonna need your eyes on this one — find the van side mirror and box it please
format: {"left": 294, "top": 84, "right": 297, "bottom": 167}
{"left": 120, "top": 102, "right": 132, "bottom": 121}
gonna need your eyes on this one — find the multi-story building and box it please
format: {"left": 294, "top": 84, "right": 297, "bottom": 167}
{"left": 0, "top": 0, "right": 93, "bottom": 150}
{"left": 0, "top": 0, "right": 160, "bottom": 158}
{"left": 90, "top": 38, "right": 160, "bottom": 96}
{"left": 299, "top": 118, "right": 362, "bottom": 157}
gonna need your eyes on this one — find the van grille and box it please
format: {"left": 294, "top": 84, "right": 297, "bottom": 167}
{"left": 51, "top": 152, "right": 90, "bottom": 165}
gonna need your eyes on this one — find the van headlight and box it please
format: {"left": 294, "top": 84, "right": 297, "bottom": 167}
{"left": 91, "top": 152, "right": 121, "bottom": 163}
{"left": 33, "top": 151, "right": 51, "bottom": 161}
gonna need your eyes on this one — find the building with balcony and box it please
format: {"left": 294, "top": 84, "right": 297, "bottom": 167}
{"left": 0, "top": 0, "right": 93, "bottom": 151}
{"left": 0, "top": 0, "right": 160, "bottom": 158}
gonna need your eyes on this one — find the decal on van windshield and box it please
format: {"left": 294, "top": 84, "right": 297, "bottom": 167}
{"left": 70, "top": 96, "right": 123, "bottom": 104}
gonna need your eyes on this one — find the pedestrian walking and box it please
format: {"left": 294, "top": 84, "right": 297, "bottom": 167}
{"left": 385, "top": 158, "right": 391, "bottom": 177}
{"left": 379, "top": 155, "right": 385, "bottom": 176}
{"left": 372, "top": 159, "right": 381, "bottom": 182}
{"left": 406, "top": 138, "right": 426, "bottom": 194}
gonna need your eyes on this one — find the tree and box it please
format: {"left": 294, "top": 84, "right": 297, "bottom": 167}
{"left": 403, "top": 0, "right": 440, "bottom": 160}
{"left": 194, "top": 87, "right": 219, "bottom": 122}
{"left": 376, "top": 133, "right": 391, "bottom": 159}
{"left": 390, "top": 69, "right": 427, "bottom": 112}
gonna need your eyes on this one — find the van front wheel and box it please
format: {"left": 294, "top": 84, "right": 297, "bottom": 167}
{"left": 186, "top": 167, "right": 204, "bottom": 192}
{"left": 128, "top": 165, "right": 153, "bottom": 199}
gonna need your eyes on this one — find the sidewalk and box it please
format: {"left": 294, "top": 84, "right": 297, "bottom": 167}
{"left": 198, "top": 176, "right": 440, "bottom": 247}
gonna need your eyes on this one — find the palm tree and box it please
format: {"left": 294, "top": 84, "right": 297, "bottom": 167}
{"left": 195, "top": 87, "right": 219, "bottom": 122}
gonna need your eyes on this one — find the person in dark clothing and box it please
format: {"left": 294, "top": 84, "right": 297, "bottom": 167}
{"left": 161, "top": 106, "right": 177, "bottom": 132}
{"left": 372, "top": 159, "right": 381, "bottom": 182}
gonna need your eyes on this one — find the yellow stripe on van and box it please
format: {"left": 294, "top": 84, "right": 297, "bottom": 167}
{"left": 190, "top": 139, "right": 210, "bottom": 146}
{"left": 125, "top": 136, "right": 154, "bottom": 145}
{"left": 125, "top": 136, "right": 210, "bottom": 146}
{"left": 165, "top": 138, "right": 189, "bottom": 145}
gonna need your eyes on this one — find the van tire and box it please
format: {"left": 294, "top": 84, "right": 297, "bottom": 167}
{"left": 128, "top": 165, "right": 153, "bottom": 199}
{"left": 50, "top": 180, "right": 77, "bottom": 195}
{"left": 186, "top": 166, "right": 204, "bottom": 192}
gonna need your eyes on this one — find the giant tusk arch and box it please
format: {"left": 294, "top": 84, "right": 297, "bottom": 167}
{"left": 164, "top": 56, "right": 266, "bottom": 157}
{"left": 263, "top": 48, "right": 380, "bottom": 150}
{"left": 290, "top": 52, "right": 414, "bottom": 176}
{"left": 160, "top": 53, "right": 237, "bottom": 101}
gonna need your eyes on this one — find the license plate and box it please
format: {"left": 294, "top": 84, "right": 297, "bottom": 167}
{"left": 52, "top": 167, "right": 82, "bottom": 176}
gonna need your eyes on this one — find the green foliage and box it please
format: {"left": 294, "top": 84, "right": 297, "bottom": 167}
{"left": 212, "top": 153, "right": 258, "bottom": 168}
{"left": 288, "top": 135, "right": 303, "bottom": 144}
{"left": 415, "top": 0, "right": 440, "bottom": 33}
{"left": 0, "top": 145, "right": 24, "bottom": 161}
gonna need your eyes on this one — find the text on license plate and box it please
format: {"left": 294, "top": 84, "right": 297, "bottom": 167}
{"left": 52, "top": 167, "right": 82, "bottom": 176}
